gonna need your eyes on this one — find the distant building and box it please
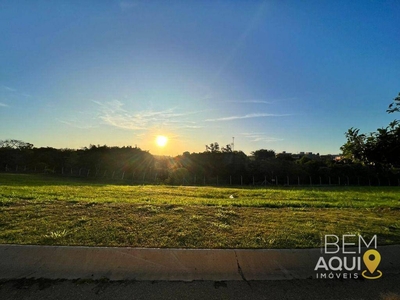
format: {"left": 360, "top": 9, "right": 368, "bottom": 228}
{"left": 277, "top": 151, "right": 340, "bottom": 161}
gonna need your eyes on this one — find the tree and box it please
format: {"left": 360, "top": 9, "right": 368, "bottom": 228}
{"left": 221, "top": 144, "right": 232, "bottom": 153}
{"left": 340, "top": 128, "right": 367, "bottom": 163}
{"left": 205, "top": 142, "right": 220, "bottom": 153}
{"left": 365, "top": 121, "right": 400, "bottom": 167}
{"left": 0, "top": 139, "right": 33, "bottom": 149}
{"left": 251, "top": 149, "right": 276, "bottom": 161}
{"left": 387, "top": 92, "right": 400, "bottom": 114}
{"left": 341, "top": 91, "right": 400, "bottom": 168}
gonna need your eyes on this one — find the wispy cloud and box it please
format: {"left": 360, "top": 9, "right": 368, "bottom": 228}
{"left": 205, "top": 113, "right": 290, "bottom": 122}
{"left": 240, "top": 132, "right": 283, "bottom": 143}
{"left": 119, "top": 1, "right": 139, "bottom": 10}
{"left": 225, "top": 97, "right": 297, "bottom": 105}
{"left": 57, "top": 119, "right": 97, "bottom": 129}
{"left": 225, "top": 100, "right": 273, "bottom": 104}
{"left": 95, "top": 100, "right": 203, "bottom": 130}
{"left": 0, "top": 102, "right": 9, "bottom": 107}
{"left": 1, "top": 85, "right": 17, "bottom": 92}
{"left": 183, "top": 125, "right": 204, "bottom": 129}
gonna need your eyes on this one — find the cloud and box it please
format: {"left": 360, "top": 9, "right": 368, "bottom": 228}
{"left": 225, "top": 97, "right": 297, "bottom": 105}
{"left": 119, "top": 1, "right": 139, "bottom": 10}
{"left": 225, "top": 100, "right": 273, "bottom": 104}
{"left": 1, "top": 85, "right": 17, "bottom": 92}
{"left": 240, "top": 132, "right": 283, "bottom": 143}
{"left": 58, "top": 119, "right": 97, "bottom": 129}
{"left": 95, "top": 100, "right": 203, "bottom": 131}
{"left": 0, "top": 102, "right": 9, "bottom": 107}
{"left": 183, "top": 125, "right": 204, "bottom": 129}
{"left": 205, "top": 113, "right": 290, "bottom": 122}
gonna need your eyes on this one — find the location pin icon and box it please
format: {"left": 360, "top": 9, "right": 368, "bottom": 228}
{"left": 363, "top": 249, "right": 381, "bottom": 274}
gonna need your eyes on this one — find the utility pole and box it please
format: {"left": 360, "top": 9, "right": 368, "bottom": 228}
{"left": 232, "top": 137, "right": 235, "bottom": 152}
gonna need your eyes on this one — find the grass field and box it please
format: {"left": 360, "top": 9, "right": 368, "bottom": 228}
{"left": 0, "top": 173, "right": 399, "bottom": 249}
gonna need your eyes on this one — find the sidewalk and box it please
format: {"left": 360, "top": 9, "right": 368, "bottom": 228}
{"left": 1, "top": 244, "right": 399, "bottom": 281}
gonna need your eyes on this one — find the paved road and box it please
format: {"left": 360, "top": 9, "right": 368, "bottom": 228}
{"left": 1, "top": 276, "right": 400, "bottom": 300}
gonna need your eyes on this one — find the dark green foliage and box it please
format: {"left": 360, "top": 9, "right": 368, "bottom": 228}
{"left": 251, "top": 149, "right": 275, "bottom": 161}
{"left": 387, "top": 92, "right": 400, "bottom": 113}
{"left": 0, "top": 139, "right": 398, "bottom": 185}
{"left": 341, "top": 120, "right": 400, "bottom": 168}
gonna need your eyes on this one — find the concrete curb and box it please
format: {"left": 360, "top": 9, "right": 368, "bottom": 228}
{"left": 0, "top": 245, "right": 399, "bottom": 281}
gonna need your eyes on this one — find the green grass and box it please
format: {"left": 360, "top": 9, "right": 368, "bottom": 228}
{"left": 0, "top": 173, "right": 399, "bottom": 249}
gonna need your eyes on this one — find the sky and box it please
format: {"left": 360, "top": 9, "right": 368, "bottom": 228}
{"left": 1, "top": 0, "right": 399, "bottom": 156}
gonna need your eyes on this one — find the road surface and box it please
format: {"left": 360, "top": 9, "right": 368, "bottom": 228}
{"left": 1, "top": 275, "right": 400, "bottom": 300}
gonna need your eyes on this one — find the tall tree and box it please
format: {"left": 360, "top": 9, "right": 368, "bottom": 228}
{"left": 205, "top": 142, "right": 220, "bottom": 153}
{"left": 340, "top": 128, "right": 367, "bottom": 163}
{"left": 387, "top": 92, "right": 400, "bottom": 114}
{"left": 341, "top": 92, "right": 400, "bottom": 168}
{"left": 221, "top": 144, "right": 233, "bottom": 153}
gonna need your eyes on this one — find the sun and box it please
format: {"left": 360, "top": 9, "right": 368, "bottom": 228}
{"left": 155, "top": 135, "right": 168, "bottom": 147}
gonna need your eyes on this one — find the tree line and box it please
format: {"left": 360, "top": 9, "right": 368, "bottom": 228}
{"left": 1, "top": 93, "right": 399, "bottom": 186}
{"left": 0, "top": 140, "right": 398, "bottom": 186}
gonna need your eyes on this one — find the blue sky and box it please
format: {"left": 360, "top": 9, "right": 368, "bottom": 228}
{"left": 1, "top": 0, "right": 399, "bottom": 156}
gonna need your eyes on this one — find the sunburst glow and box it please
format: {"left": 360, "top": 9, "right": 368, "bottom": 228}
{"left": 155, "top": 135, "right": 168, "bottom": 147}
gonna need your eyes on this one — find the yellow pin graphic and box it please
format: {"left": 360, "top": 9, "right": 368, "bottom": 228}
{"left": 362, "top": 249, "right": 382, "bottom": 279}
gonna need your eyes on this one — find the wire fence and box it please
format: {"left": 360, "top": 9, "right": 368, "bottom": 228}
{"left": 2, "top": 165, "right": 400, "bottom": 187}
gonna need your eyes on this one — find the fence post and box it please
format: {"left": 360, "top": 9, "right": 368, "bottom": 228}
{"left": 309, "top": 176, "right": 312, "bottom": 186}
{"left": 319, "top": 176, "right": 322, "bottom": 185}
{"left": 87, "top": 169, "right": 90, "bottom": 177}
{"left": 122, "top": 171, "right": 125, "bottom": 180}
{"left": 338, "top": 177, "right": 341, "bottom": 185}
